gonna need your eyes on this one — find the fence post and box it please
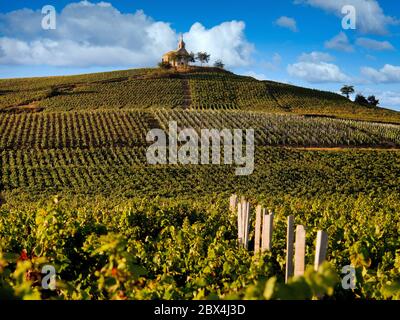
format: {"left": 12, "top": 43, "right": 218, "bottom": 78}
{"left": 243, "top": 201, "right": 250, "bottom": 250}
{"left": 294, "top": 225, "right": 306, "bottom": 277}
{"left": 314, "top": 230, "right": 328, "bottom": 271}
{"left": 230, "top": 194, "right": 238, "bottom": 213}
{"left": 254, "top": 205, "right": 262, "bottom": 254}
{"left": 285, "top": 215, "right": 294, "bottom": 283}
{"left": 237, "top": 200, "right": 243, "bottom": 247}
{"left": 261, "top": 211, "right": 274, "bottom": 252}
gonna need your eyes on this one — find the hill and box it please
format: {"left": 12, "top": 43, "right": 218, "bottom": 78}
{"left": 1, "top": 67, "right": 399, "bottom": 123}
{"left": 1, "top": 67, "right": 400, "bottom": 301}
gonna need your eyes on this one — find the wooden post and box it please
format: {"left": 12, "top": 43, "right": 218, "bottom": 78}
{"left": 261, "top": 211, "right": 274, "bottom": 252}
{"left": 229, "top": 194, "right": 238, "bottom": 213}
{"left": 254, "top": 205, "right": 262, "bottom": 254}
{"left": 237, "top": 201, "right": 243, "bottom": 246}
{"left": 314, "top": 230, "right": 328, "bottom": 271}
{"left": 243, "top": 201, "right": 250, "bottom": 250}
{"left": 285, "top": 215, "right": 294, "bottom": 283}
{"left": 294, "top": 225, "right": 306, "bottom": 277}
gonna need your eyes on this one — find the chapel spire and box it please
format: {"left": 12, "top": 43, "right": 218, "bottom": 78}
{"left": 178, "top": 34, "right": 185, "bottom": 49}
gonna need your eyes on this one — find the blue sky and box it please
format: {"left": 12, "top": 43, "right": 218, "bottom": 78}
{"left": 0, "top": 0, "right": 399, "bottom": 109}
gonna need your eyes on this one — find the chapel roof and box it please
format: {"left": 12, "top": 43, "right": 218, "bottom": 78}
{"left": 163, "top": 36, "right": 190, "bottom": 57}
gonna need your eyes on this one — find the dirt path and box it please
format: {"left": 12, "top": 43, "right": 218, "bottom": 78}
{"left": 4, "top": 101, "right": 44, "bottom": 113}
{"left": 181, "top": 78, "right": 192, "bottom": 109}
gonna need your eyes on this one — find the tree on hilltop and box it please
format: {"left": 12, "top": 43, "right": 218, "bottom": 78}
{"left": 367, "top": 95, "right": 380, "bottom": 107}
{"left": 214, "top": 60, "right": 225, "bottom": 69}
{"left": 196, "top": 52, "right": 211, "bottom": 66}
{"left": 189, "top": 52, "right": 196, "bottom": 64}
{"left": 340, "top": 85, "right": 355, "bottom": 99}
{"left": 354, "top": 94, "right": 370, "bottom": 106}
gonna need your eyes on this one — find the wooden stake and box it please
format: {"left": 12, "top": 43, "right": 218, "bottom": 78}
{"left": 261, "top": 211, "right": 274, "bottom": 252}
{"left": 294, "top": 225, "right": 306, "bottom": 277}
{"left": 314, "top": 230, "right": 328, "bottom": 271}
{"left": 229, "top": 194, "right": 238, "bottom": 213}
{"left": 254, "top": 205, "right": 262, "bottom": 254}
{"left": 237, "top": 201, "right": 243, "bottom": 246}
{"left": 243, "top": 201, "right": 250, "bottom": 249}
{"left": 285, "top": 215, "right": 294, "bottom": 283}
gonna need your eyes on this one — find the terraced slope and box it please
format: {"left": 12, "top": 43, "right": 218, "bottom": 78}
{"left": 1, "top": 67, "right": 399, "bottom": 123}
{"left": 2, "top": 109, "right": 400, "bottom": 150}
{"left": 2, "top": 108, "right": 400, "bottom": 195}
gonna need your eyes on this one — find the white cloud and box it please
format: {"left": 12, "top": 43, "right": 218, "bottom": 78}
{"left": 0, "top": 1, "right": 254, "bottom": 68}
{"left": 288, "top": 52, "right": 349, "bottom": 83}
{"left": 275, "top": 16, "right": 298, "bottom": 32}
{"left": 361, "top": 64, "right": 400, "bottom": 83}
{"left": 298, "top": 51, "right": 334, "bottom": 63}
{"left": 288, "top": 62, "right": 349, "bottom": 83}
{"left": 380, "top": 91, "right": 400, "bottom": 109}
{"left": 361, "top": 88, "right": 400, "bottom": 109}
{"left": 0, "top": 37, "right": 154, "bottom": 67}
{"left": 355, "top": 38, "right": 395, "bottom": 51}
{"left": 325, "top": 32, "right": 354, "bottom": 52}
{"left": 260, "top": 53, "right": 282, "bottom": 71}
{"left": 243, "top": 71, "right": 267, "bottom": 80}
{"left": 184, "top": 21, "right": 254, "bottom": 67}
{"left": 295, "top": 0, "right": 399, "bottom": 35}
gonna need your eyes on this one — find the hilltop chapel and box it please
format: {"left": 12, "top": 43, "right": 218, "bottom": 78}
{"left": 162, "top": 36, "right": 192, "bottom": 68}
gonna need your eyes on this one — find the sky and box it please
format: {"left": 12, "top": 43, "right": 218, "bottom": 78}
{"left": 0, "top": 0, "right": 399, "bottom": 109}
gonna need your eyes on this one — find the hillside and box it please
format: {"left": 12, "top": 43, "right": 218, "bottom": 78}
{"left": 1, "top": 68, "right": 400, "bottom": 301}
{"left": 2, "top": 66, "right": 400, "bottom": 196}
{"left": 1, "top": 67, "right": 399, "bottom": 123}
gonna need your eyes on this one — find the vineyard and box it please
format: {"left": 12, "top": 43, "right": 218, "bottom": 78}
{"left": 1, "top": 67, "right": 400, "bottom": 300}
{"left": 2, "top": 68, "right": 400, "bottom": 123}
{"left": 1, "top": 108, "right": 400, "bottom": 197}
{"left": 0, "top": 193, "right": 399, "bottom": 300}
{"left": 2, "top": 146, "right": 400, "bottom": 200}
{"left": 0, "top": 111, "right": 151, "bottom": 149}
{"left": 1, "top": 110, "right": 400, "bottom": 151}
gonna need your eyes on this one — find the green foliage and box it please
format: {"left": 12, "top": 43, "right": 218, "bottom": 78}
{"left": 3, "top": 145, "right": 400, "bottom": 198}
{"left": 158, "top": 61, "right": 172, "bottom": 70}
{"left": 355, "top": 94, "right": 370, "bottom": 107}
{"left": 1, "top": 194, "right": 399, "bottom": 300}
{"left": 196, "top": 52, "right": 211, "bottom": 66}
{"left": 260, "top": 263, "right": 339, "bottom": 300}
{"left": 214, "top": 60, "right": 225, "bottom": 69}
{"left": 1, "top": 67, "right": 400, "bottom": 301}
{"left": 0, "top": 199, "right": 281, "bottom": 300}
{"left": 368, "top": 95, "right": 380, "bottom": 107}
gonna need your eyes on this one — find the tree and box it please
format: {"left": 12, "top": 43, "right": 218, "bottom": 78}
{"left": 158, "top": 61, "right": 172, "bottom": 69}
{"left": 354, "top": 94, "right": 369, "bottom": 106}
{"left": 340, "top": 85, "right": 355, "bottom": 99}
{"left": 196, "top": 52, "right": 211, "bottom": 66}
{"left": 189, "top": 52, "right": 196, "bottom": 64}
{"left": 367, "top": 95, "right": 379, "bottom": 107}
{"left": 214, "top": 60, "right": 225, "bottom": 69}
